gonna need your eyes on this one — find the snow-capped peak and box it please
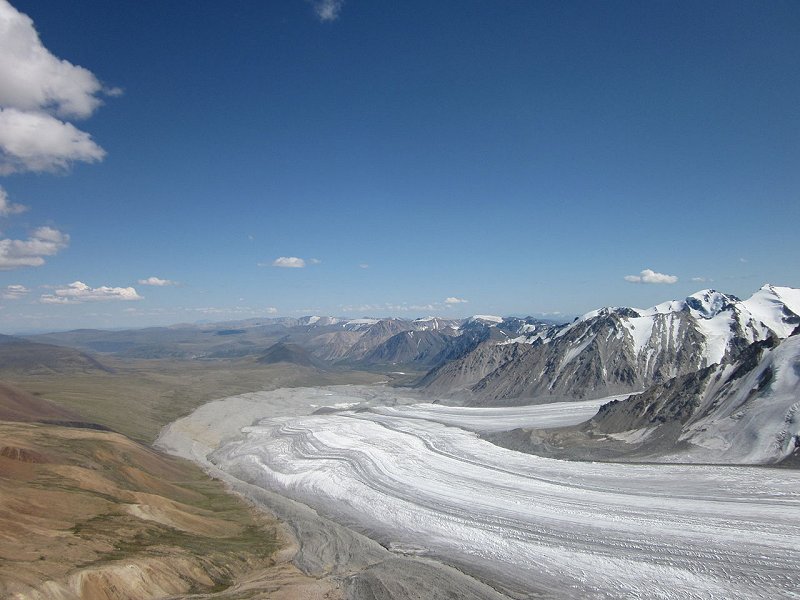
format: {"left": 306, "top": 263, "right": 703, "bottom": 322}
{"left": 684, "top": 290, "right": 738, "bottom": 319}
{"left": 468, "top": 315, "right": 503, "bottom": 325}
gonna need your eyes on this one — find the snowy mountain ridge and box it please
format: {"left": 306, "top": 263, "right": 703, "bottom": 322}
{"left": 421, "top": 284, "right": 800, "bottom": 404}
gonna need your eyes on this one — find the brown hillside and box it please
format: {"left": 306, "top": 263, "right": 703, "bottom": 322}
{"left": 0, "top": 421, "right": 293, "bottom": 599}
{"left": 0, "top": 380, "right": 81, "bottom": 422}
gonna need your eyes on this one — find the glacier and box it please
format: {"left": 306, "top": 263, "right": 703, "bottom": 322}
{"left": 159, "top": 385, "right": 800, "bottom": 600}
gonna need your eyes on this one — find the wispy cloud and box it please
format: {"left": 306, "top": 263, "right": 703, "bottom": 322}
{"left": 358, "top": 263, "right": 369, "bottom": 269}
{"left": 0, "top": 226, "right": 69, "bottom": 270}
{"left": 444, "top": 296, "right": 468, "bottom": 304}
{"left": 691, "top": 276, "right": 713, "bottom": 283}
{"left": 624, "top": 269, "right": 678, "bottom": 284}
{"left": 40, "top": 281, "right": 142, "bottom": 304}
{"left": 265, "top": 256, "right": 320, "bottom": 268}
{"left": 271, "top": 256, "right": 306, "bottom": 268}
{"left": 138, "top": 276, "right": 177, "bottom": 286}
{"left": 0, "top": 1, "right": 115, "bottom": 174}
{"left": 308, "top": 0, "right": 344, "bottom": 21}
{"left": 0, "top": 185, "right": 26, "bottom": 216}
{"left": 339, "top": 300, "right": 460, "bottom": 314}
{"left": 2, "top": 284, "right": 28, "bottom": 299}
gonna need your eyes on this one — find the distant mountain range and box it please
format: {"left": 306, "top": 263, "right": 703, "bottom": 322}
{"left": 25, "top": 314, "right": 554, "bottom": 371}
{"left": 13, "top": 284, "right": 800, "bottom": 464}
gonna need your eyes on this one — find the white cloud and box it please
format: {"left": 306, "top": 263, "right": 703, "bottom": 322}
{"left": 0, "top": 185, "right": 26, "bottom": 216}
{"left": 40, "top": 281, "right": 143, "bottom": 304}
{"left": 0, "top": 1, "right": 104, "bottom": 118}
{"left": 309, "top": 0, "right": 344, "bottom": 21}
{"left": 138, "top": 276, "right": 177, "bottom": 286}
{"left": 266, "top": 307, "right": 278, "bottom": 314}
{"left": 0, "top": 107, "right": 105, "bottom": 174}
{"left": 271, "top": 256, "right": 306, "bottom": 268}
{"left": 358, "top": 263, "right": 369, "bottom": 269}
{"left": 624, "top": 269, "right": 678, "bottom": 284}
{"left": 444, "top": 297, "right": 468, "bottom": 304}
{"left": 2, "top": 283, "right": 28, "bottom": 299}
{"left": 0, "top": 1, "right": 112, "bottom": 174}
{"left": 0, "top": 225, "right": 69, "bottom": 269}
{"left": 691, "top": 276, "right": 713, "bottom": 283}
{"left": 308, "top": 257, "right": 322, "bottom": 265}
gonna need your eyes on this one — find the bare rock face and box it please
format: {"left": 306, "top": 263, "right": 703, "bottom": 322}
{"left": 416, "top": 341, "right": 532, "bottom": 396}
{"left": 358, "top": 330, "right": 453, "bottom": 368}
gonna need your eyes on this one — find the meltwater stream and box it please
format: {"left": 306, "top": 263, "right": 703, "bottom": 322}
{"left": 166, "top": 386, "right": 800, "bottom": 599}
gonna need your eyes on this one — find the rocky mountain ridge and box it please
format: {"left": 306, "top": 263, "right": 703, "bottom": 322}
{"left": 420, "top": 285, "right": 800, "bottom": 405}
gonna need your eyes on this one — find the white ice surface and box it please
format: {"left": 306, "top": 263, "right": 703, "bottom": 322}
{"left": 167, "top": 385, "right": 800, "bottom": 600}
{"left": 367, "top": 397, "right": 611, "bottom": 433}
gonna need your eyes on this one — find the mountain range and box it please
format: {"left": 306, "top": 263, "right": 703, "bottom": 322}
{"left": 14, "top": 284, "right": 800, "bottom": 464}
{"left": 420, "top": 285, "right": 800, "bottom": 403}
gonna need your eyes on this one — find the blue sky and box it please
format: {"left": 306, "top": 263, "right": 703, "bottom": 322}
{"left": 0, "top": 0, "right": 798, "bottom": 332}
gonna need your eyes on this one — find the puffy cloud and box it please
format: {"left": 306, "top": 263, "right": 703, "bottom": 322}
{"left": 444, "top": 297, "right": 468, "bottom": 304}
{"left": 0, "top": 185, "right": 26, "bottom": 216}
{"left": 0, "top": 225, "right": 69, "bottom": 269}
{"left": 266, "top": 307, "right": 278, "bottom": 314}
{"left": 0, "top": 107, "right": 105, "bottom": 174}
{"left": 0, "top": 0, "right": 104, "bottom": 118}
{"left": 0, "top": 1, "right": 111, "bottom": 174}
{"left": 40, "top": 281, "right": 143, "bottom": 304}
{"left": 2, "top": 283, "right": 28, "bottom": 299}
{"left": 271, "top": 256, "right": 306, "bottom": 268}
{"left": 624, "top": 269, "right": 678, "bottom": 284}
{"left": 309, "top": 0, "right": 344, "bottom": 21}
{"left": 138, "top": 276, "right": 177, "bottom": 286}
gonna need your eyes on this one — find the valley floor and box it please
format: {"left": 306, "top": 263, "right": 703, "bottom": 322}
{"left": 159, "top": 385, "right": 800, "bottom": 600}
